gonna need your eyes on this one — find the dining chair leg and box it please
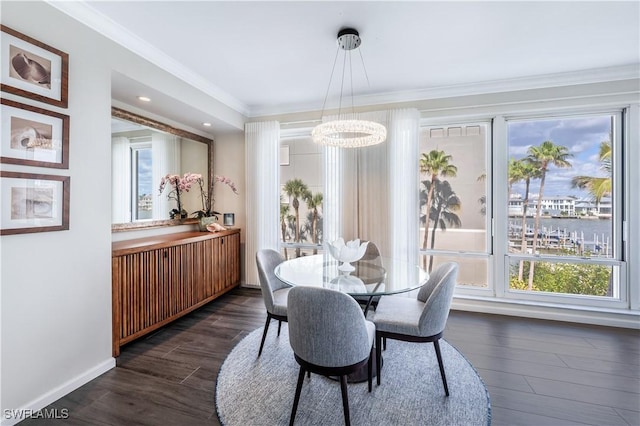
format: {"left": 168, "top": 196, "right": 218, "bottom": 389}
{"left": 339, "top": 375, "right": 351, "bottom": 426}
{"left": 375, "top": 332, "right": 383, "bottom": 386}
{"left": 258, "top": 314, "right": 272, "bottom": 357}
{"left": 289, "top": 366, "right": 306, "bottom": 426}
{"left": 433, "top": 339, "right": 449, "bottom": 396}
{"left": 368, "top": 346, "right": 373, "bottom": 392}
{"left": 278, "top": 320, "right": 282, "bottom": 336}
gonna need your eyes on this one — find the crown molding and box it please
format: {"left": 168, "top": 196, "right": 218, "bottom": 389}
{"left": 46, "top": 0, "right": 250, "bottom": 116}
{"left": 250, "top": 64, "right": 640, "bottom": 118}
{"left": 45, "top": 1, "right": 638, "bottom": 120}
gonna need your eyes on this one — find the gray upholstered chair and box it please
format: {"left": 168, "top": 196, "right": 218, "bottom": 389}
{"left": 288, "top": 286, "right": 375, "bottom": 426}
{"left": 372, "top": 262, "right": 458, "bottom": 395}
{"left": 352, "top": 242, "right": 383, "bottom": 313}
{"left": 256, "top": 249, "right": 291, "bottom": 357}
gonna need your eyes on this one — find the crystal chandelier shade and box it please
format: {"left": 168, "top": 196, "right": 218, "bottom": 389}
{"left": 312, "top": 119, "right": 386, "bottom": 148}
{"left": 312, "top": 28, "right": 387, "bottom": 148}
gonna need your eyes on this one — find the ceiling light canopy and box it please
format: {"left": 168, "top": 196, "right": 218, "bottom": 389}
{"left": 312, "top": 28, "right": 386, "bottom": 148}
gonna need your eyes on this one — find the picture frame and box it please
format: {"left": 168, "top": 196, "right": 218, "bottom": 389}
{"left": 223, "top": 213, "right": 235, "bottom": 226}
{"left": 0, "top": 171, "right": 70, "bottom": 235}
{"left": 1, "top": 98, "right": 69, "bottom": 168}
{"left": 1, "top": 25, "right": 69, "bottom": 108}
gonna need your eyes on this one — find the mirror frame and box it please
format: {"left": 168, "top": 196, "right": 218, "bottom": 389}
{"left": 111, "top": 106, "right": 214, "bottom": 232}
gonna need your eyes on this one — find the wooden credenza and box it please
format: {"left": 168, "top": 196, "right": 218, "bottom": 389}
{"left": 111, "top": 229, "right": 240, "bottom": 356}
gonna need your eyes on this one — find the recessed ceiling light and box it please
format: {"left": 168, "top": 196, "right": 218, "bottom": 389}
{"left": 137, "top": 96, "right": 151, "bottom": 102}
{"left": 202, "top": 122, "right": 212, "bottom": 127}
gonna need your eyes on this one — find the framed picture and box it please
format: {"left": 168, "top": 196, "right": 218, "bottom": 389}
{"left": 1, "top": 98, "right": 69, "bottom": 168}
{"left": 0, "top": 171, "right": 70, "bottom": 235}
{"left": 1, "top": 25, "right": 69, "bottom": 108}
{"left": 223, "top": 213, "right": 235, "bottom": 226}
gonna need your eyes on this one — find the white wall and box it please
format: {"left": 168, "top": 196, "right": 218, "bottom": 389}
{"left": 1, "top": 3, "right": 113, "bottom": 421}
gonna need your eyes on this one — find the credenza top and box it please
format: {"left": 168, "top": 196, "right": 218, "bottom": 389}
{"left": 112, "top": 229, "right": 240, "bottom": 256}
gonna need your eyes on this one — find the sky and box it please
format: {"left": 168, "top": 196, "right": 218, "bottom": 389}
{"left": 137, "top": 149, "right": 153, "bottom": 196}
{"left": 508, "top": 114, "right": 612, "bottom": 199}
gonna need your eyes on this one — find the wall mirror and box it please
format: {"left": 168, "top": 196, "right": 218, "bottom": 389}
{"left": 111, "top": 107, "right": 214, "bottom": 231}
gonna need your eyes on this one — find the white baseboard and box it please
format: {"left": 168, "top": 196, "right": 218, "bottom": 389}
{"left": 452, "top": 297, "right": 640, "bottom": 329}
{"left": 1, "top": 358, "right": 116, "bottom": 426}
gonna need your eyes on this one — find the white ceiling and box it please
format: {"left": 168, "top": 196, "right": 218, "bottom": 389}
{"left": 56, "top": 1, "right": 639, "bottom": 132}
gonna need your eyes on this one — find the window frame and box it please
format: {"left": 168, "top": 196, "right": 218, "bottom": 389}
{"left": 419, "top": 118, "right": 494, "bottom": 297}
{"left": 499, "top": 109, "right": 628, "bottom": 309}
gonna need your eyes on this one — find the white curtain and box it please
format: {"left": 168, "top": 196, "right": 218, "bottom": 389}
{"left": 152, "top": 133, "right": 180, "bottom": 219}
{"left": 245, "top": 121, "right": 280, "bottom": 286}
{"left": 387, "top": 108, "right": 420, "bottom": 268}
{"left": 323, "top": 108, "right": 420, "bottom": 262}
{"left": 112, "top": 136, "right": 131, "bottom": 223}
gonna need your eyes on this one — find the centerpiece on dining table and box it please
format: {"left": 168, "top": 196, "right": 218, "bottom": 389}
{"left": 326, "top": 238, "right": 369, "bottom": 273}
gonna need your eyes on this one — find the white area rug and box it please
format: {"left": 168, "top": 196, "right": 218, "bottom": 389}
{"left": 216, "top": 325, "right": 490, "bottom": 425}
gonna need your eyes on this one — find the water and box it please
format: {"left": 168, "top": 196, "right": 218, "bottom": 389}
{"left": 514, "top": 217, "right": 611, "bottom": 239}
{"left": 509, "top": 217, "right": 613, "bottom": 255}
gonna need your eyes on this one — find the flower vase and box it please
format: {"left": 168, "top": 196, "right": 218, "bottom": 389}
{"left": 198, "top": 216, "right": 217, "bottom": 232}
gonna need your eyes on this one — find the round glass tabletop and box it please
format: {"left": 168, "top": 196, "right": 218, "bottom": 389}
{"left": 274, "top": 253, "right": 428, "bottom": 296}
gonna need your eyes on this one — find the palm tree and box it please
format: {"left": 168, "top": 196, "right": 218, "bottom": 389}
{"left": 303, "top": 191, "right": 323, "bottom": 254}
{"left": 526, "top": 140, "right": 572, "bottom": 289}
{"left": 477, "top": 173, "right": 486, "bottom": 216}
{"left": 508, "top": 158, "right": 542, "bottom": 280}
{"left": 280, "top": 202, "right": 290, "bottom": 259}
{"left": 419, "top": 150, "right": 457, "bottom": 268}
{"left": 571, "top": 140, "right": 612, "bottom": 204}
{"left": 426, "top": 179, "right": 462, "bottom": 272}
{"left": 283, "top": 178, "right": 310, "bottom": 258}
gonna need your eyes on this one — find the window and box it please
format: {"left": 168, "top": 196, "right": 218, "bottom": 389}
{"left": 505, "top": 112, "right": 625, "bottom": 306}
{"left": 131, "top": 143, "right": 152, "bottom": 221}
{"left": 419, "top": 122, "right": 491, "bottom": 290}
{"left": 279, "top": 133, "right": 324, "bottom": 259}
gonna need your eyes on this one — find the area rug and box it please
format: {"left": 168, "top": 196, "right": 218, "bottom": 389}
{"left": 216, "top": 325, "right": 490, "bottom": 426}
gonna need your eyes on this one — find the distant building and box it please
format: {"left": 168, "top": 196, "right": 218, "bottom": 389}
{"left": 526, "top": 196, "right": 576, "bottom": 216}
{"left": 574, "top": 197, "right": 611, "bottom": 217}
{"left": 508, "top": 194, "right": 524, "bottom": 216}
{"left": 510, "top": 194, "right": 576, "bottom": 217}
{"left": 138, "top": 194, "right": 153, "bottom": 211}
{"left": 509, "top": 194, "right": 612, "bottom": 218}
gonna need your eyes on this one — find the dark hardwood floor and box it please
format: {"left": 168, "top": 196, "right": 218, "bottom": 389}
{"left": 21, "top": 287, "right": 639, "bottom": 425}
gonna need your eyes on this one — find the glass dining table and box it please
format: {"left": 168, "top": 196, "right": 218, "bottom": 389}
{"left": 275, "top": 252, "right": 428, "bottom": 382}
{"left": 275, "top": 253, "right": 428, "bottom": 314}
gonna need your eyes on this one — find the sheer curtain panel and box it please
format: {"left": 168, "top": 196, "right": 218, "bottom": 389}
{"left": 387, "top": 108, "right": 420, "bottom": 267}
{"left": 323, "top": 108, "right": 419, "bottom": 262}
{"left": 152, "top": 133, "right": 180, "bottom": 219}
{"left": 112, "top": 136, "right": 131, "bottom": 223}
{"left": 245, "top": 121, "right": 281, "bottom": 286}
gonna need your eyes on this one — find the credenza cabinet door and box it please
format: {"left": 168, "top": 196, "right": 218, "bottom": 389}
{"left": 112, "top": 230, "right": 241, "bottom": 356}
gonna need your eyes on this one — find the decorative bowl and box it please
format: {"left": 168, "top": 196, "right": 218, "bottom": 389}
{"left": 327, "top": 238, "right": 369, "bottom": 272}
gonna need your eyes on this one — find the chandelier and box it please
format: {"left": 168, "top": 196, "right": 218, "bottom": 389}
{"left": 312, "top": 28, "right": 387, "bottom": 148}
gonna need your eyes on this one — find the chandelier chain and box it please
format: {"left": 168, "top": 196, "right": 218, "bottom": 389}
{"left": 319, "top": 45, "right": 341, "bottom": 119}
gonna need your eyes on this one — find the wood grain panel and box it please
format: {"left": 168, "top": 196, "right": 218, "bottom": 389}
{"left": 112, "top": 230, "right": 241, "bottom": 356}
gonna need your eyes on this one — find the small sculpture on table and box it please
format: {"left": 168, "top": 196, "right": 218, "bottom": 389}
{"left": 327, "top": 238, "right": 369, "bottom": 273}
